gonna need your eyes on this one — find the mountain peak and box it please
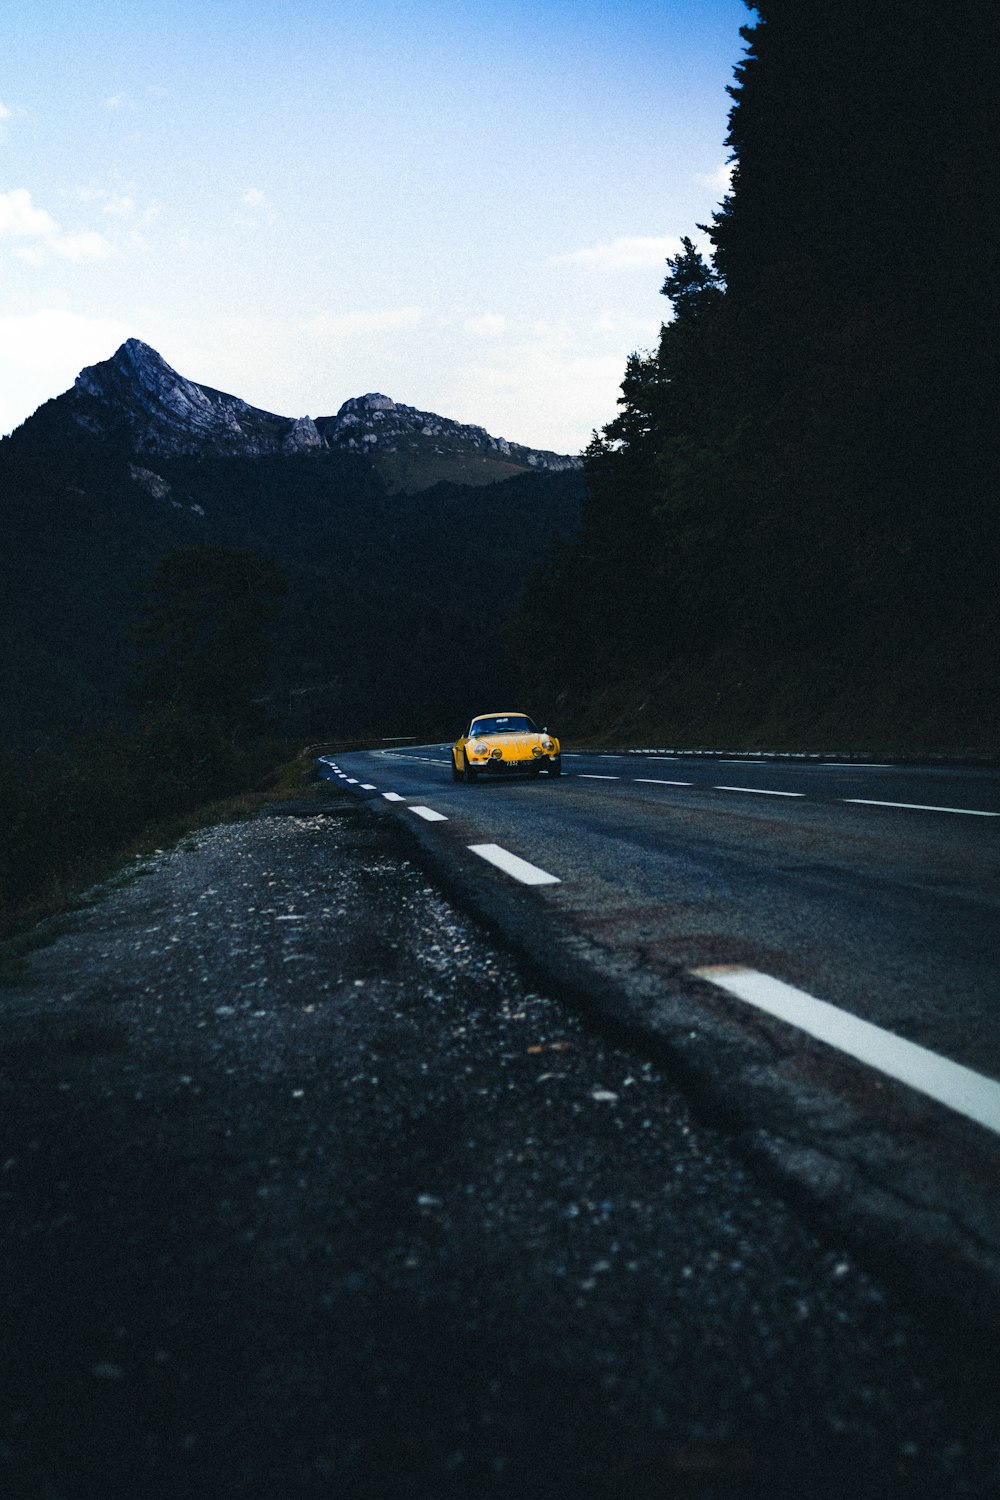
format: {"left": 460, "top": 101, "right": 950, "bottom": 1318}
{"left": 48, "top": 339, "right": 582, "bottom": 482}
{"left": 76, "top": 338, "right": 177, "bottom": 397}
{"left": 114, "top": 336, "right": 171, "bottom": 366}
{"left": 318, "top": 391, "right": 582, "bottom": 483}
{"left": 71, "top": 340, "right": 300, "bottom": 457}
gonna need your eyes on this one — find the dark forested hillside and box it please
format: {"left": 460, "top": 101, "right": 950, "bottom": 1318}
{"left": 515, "top": 0, "right": 999, "bottom": 751}
{"left": 0, "top": 401, "right": 582, "bottom": 923}
{"left": 0, "top": 405, "right": 583, "bottom": 749}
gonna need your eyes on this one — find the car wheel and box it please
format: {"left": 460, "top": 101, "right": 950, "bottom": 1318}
{"left": 547, "top": 757, "right": 562, "bottom": 777}
{"left": 463, "top": 754, "right": 478, "bottom": 783}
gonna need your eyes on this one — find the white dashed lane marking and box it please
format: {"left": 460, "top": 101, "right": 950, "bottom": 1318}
{"left": 715, "top": 785, "right": 805, "bottom": 798}
{"left": 692, "top": 966, "right": 1000, "bottom": 1137}
{"left": 409, "top": 806, "right": 448, "bottom": 822}
{"left": 567, "top": 769, "right": 996, "bottom": 819}
{"left": 843, "top": 799, "right": 998, "bottom": 818}
{"left": 382, "top": 792, "right": 406, "bottom": 803}
{"left": 468, "top": 844, "right": 561, "bottom": 886}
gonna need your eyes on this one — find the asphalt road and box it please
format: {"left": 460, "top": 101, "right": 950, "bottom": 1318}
{"left": 2, "top": 796, "right": 999, "bottom": 1499}
{"left": 326, "top": 747, "right": 999, "bottom": 1063}
{"left": 322, "top": 745, "right": 1000, "bottom": 1316}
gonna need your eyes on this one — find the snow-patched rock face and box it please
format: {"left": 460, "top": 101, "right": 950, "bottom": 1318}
{"left": 66, "top": 341, "right": 583, "bottom": 473}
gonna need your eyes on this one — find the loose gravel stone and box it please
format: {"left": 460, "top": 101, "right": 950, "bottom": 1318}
{"left": 0, "top": 801, "right": 997, "bottom": 1499}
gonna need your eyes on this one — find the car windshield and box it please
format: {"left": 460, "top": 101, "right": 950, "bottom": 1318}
{"left": 469, "top": 714, "right": 538, "bottom": 737}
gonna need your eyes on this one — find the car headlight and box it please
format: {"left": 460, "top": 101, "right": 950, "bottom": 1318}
{"left": 472, "top": 743, "right": 490, "bottom": 757}
{"left": 491, "top": 747, "right": 503, "bottom": 760}
{"left": 541, "top": 738, "right": 555, "bottom": 751}
{"left": 531, "top": 745, "right": 543, "bottom": 758}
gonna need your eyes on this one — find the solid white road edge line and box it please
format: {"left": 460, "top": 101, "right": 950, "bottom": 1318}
{"left": 467, "top": 844, "right": 561, "bottom": 886}
{"left": 580, "top": 774, "right": 619, "bottom": 780}
{"left": 843, "top": 798, "right": 998, "bottom": 817}
{"left": 715, "top": 785, "right": 805, "bottom": 798}
{"left": 692, "top": 965, "right": 1000, "bottom": 1137}
{"left": 409, "top": 806, "right": 448, "bottom": 822}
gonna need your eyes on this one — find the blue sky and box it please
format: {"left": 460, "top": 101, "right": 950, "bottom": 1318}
{"left": 1, "top": 0, "right": 749, "bottom": 451}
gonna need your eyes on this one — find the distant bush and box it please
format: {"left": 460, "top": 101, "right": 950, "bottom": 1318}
{"left": 0, "top": 543, "right": 296, "bottom": 934}
{"left": 0, "top": 718, "right": 288, "bottom": 935}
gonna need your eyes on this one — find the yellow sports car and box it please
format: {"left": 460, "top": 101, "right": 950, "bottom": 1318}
{"left": 451, "top": 712, "right": 562, "bottom": 782}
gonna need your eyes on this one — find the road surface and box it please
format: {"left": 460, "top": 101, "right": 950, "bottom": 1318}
{"left": 322, "top": 745, "right": 1000, "bottom": 1313}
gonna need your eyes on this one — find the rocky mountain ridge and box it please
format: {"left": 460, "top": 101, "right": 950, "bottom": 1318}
{"left": 62, "top": 340, "right": 581, "bottom": 483}
{"left": 1, "top": 338, "right": 586, "bottom": 746}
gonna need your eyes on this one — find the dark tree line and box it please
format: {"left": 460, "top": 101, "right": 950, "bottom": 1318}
{"left": 0, "top": 547, "right": 288, "bottom": 934}
{"left": 516, "top": 1, "right": 999, "bottom": 749}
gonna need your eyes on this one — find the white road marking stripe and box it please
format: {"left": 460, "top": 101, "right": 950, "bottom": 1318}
{"left": 346, "top": 778, "right": 359, "bottom": 784}
{"left": 382, "top": 792, "right": 405, "bottom": 802}
{"left": 692, "top": 965, "right": 1000, "bottom": 1137}
{"left": 468, "top": 844, "right": 561, "bottom": 886}
{"left": 361, "top": 784, "right": 377, "bottom": 790}
{"left": 821, "top": 763, "right": 894, "bottom": 769}
{"left": 715, "top": 785, "right": 805, "bottom": 798}
{"left": 409, "top": 805, "right": 448, "bottom": 822}
{"left": 634, "top": 778, "right": 693, "bottom": 786}
{"left": 580, "top": 774, "right": 619, "bottom": 780}
{"left": 843, "top": 798, "right": 998, "bottom": 818}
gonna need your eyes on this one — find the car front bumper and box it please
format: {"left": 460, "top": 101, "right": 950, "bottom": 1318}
{"left": 469, "top": 755, "right": 559, "bottom": 773}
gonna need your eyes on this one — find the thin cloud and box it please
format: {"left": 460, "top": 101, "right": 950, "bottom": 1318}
{"left": 102, "top": 194, "right": 138, "bottom": 219}
{"left": 696, "top": 162, "right": 734, "bottom": 194}
{"left": 550, "top": 235, "right": 683, "bottom": 271}
{"left": 0, "top": 188, "right": 113, "bottom": 261}
{"left": 50, "top": 230, "right": 115, "bottom": 261}
{"left": 76, "top": 185, "right": 139, "bottom": 219}
{"left": 0, "top": 188, "right": 59, "bottom": 239}
{"left": 464, "top": 313, "right": 507, "bottom": 338}
{"left": 450, "top": 320, "right": 637, "bottom": 454}
{"left": 235, "top": 187, "right": 276, "bottom": 227}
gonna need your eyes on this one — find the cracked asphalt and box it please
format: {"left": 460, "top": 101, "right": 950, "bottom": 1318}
{"left": 1, "top": 796, "right": 997, "bottom": 1499}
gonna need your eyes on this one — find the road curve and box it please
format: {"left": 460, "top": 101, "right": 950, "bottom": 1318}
{"left": 322, "top": 744, "right": 1000, "bottom": 1325}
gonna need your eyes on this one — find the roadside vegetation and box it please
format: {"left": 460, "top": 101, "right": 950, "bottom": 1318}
{"left": 513, "top": 3, "right": 998, "bottom": 755}
{"left": 0, "top": 546, "right": 308, "bottom": 941}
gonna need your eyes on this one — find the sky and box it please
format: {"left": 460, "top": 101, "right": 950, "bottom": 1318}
{"left": 1, "top": 0, "right": 749, "bottom": 453}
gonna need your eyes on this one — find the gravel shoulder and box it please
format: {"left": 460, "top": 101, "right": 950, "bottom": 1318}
{"left": 1, "top": 794, "right": 997, "bottom": 1499}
